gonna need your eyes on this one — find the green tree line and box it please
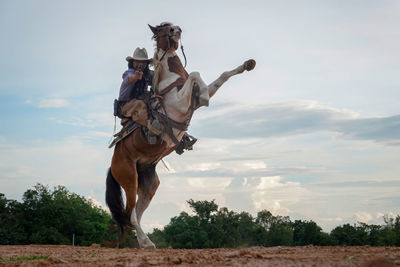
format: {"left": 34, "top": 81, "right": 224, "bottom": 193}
{"left": 0, "top": 184, "right": 113, "bottom": 246}
{"left": 1, "top": 184, "right": 399, "bottom": 248}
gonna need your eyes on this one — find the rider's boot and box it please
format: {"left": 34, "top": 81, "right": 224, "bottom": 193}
{"left": 146, "top": 119, "right": 163, "bottom": 144}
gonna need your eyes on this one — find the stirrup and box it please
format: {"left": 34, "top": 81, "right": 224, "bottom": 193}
{"left": 175, "top": 133, "right": 197, "bottom": 155}
{"left": 184, "top": 133, "right": 197, "bottom": 150}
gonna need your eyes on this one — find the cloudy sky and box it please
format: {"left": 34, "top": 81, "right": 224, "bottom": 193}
{"left": 1, "top": 0, "right": 399, "bottom": 232}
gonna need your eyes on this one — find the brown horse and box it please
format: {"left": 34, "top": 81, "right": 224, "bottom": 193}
{"left": 106, "top": 22, "right": 256, "bottom": 248}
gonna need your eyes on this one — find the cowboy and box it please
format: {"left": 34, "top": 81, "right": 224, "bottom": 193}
{"left": 115, "top": 47, "right": 196, "bottom": 151}
{"left": 117, "top": 47, "right": 162, "bottom": 143}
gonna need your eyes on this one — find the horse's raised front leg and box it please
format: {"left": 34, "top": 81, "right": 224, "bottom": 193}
{"left": 208, "top": 59, "right": 256, "bottom": 98}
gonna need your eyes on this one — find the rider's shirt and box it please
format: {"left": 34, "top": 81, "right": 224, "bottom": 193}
{"left": 119, "top": 69, "right": 137, "bottom": 102}
{"left": 118, "top": 69, "right": 154, "bottom": 102}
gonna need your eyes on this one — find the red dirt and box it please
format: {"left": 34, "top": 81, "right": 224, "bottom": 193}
{"left": 0, "top": 245, "right": 399, "bottom": 266}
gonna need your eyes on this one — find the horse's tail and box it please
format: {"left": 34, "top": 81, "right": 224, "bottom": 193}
{"left": 105, "top": 168, "right": 130, "bottom": 239}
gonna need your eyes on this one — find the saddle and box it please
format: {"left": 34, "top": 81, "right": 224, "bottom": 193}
{"left": 108, "top": 118, "right": 197, "bottom": 153}
{"left": 108, "top": 120, "right": 139, "bottom": 148}
{"left": 110, "top": 94, "right": 197, "bottom": 153}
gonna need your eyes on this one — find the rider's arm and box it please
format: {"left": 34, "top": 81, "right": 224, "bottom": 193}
{"left": 119, "top": 70, "right": 138, "bottom": 101}
{"left": 127, "top": 71, "right": 143, "bottom": 84}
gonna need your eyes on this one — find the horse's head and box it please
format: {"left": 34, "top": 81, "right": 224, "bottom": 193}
{"left": 149, "top": 22, "right": 182, "bottom": 52}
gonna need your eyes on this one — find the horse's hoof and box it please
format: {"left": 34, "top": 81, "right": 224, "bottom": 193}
{"left": 244, "top": 59, "right": 256, "bottom": 71}
{"left": 143, "top": 244, "right": 156, "bottom": 250}
{"left": 140, "top": 239, "right": 156, "bottom": 249}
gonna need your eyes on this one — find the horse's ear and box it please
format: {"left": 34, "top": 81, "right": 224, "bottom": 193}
{"left": 148, "top": 24, "right": 157, "bottom": 35}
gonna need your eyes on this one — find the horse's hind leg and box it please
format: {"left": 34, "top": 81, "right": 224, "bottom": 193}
{"left": 111, "top": 148, "right": 138, "bottom": 220}
{"left": 136, "top": 163, "right": 160, "bottom": 225}
{"left": 111, "top": 150, "right": 154, "bottom": 249}
{"left": 208, "top": 59, "right": 256, "bottom": 98}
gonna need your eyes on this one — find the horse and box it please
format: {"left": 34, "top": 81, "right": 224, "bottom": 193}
{"left": 105, "top": 22, "right": 256, "bottom": 249}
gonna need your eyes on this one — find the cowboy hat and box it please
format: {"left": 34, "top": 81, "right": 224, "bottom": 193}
{"left": 126, "top": 47, "right": 150, "bottom": 61}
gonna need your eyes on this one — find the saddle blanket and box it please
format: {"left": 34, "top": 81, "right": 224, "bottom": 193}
{"left": 108, "top": 122, "right": 139, "bottom": 148}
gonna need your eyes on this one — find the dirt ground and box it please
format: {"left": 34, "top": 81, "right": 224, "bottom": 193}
{"left": 0, "top": 245, "right": 399, "bottom": 266}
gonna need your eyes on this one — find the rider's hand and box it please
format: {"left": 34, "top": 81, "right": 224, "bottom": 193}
{"left": 134, "top": 71, "right": 143, "bottom": 80}
{"left": 128, "top": 71, "right": 143, "bottom": 83}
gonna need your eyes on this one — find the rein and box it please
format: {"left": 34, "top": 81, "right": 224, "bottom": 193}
{"left": 156, "top": 31, "right": 187, "bottom": 67}
{"left": 180, "top": 37, "right": 187, "bottom": 68}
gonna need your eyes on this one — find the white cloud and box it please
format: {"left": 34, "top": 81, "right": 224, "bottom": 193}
{"left": 255, "top": 198, "right": 286, "bottom": 215}
{"left": 319, "top": 217, "right": 344, "bottom": 223}
{"left": 355, "top": 212, "right": 373, "bottom": 223}
{"left": 86, "top": 112, "right": 115, "bottom": 127}
{"left": 0, "top": 136, "right": 112, "bottom": 201}
{"left": 142, "top": 222, "right": 165, "bottom": 232}
{"left": 159, "top": 159, "right": 176, "bottom": 174}
{"left": 186, "top": 162, "right": 221, "bottom": 172}
{"left": 187, "top": 177, "right": 232, "bottom": 189}
{"left": 252, "top": 176, "right": 311, "bottom": 215}
{"left": 48, "top": 111, "right": 115, "bottom": 130}
{"left": 87, "top": 131, "right": 112, "bottom": 138}
{"left": 376, "top": 212, "right": 385, "bottom": 219}
{"left": 257, "top": 176, "right": 285, "bottom": 190}
{"left": 243, "top": 161, "right": 267, "bottom": 170}
{"left": 192, "top": 101, "right": 400, "bottom": 145}
{"left": 4, "top": 165, "right": 34, "bottom": 178}
{"left": 38, "top": 98, "right": 69, "bottom": 108}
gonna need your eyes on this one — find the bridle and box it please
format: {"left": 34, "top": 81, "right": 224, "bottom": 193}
{"left": 153, "top": 25, "right": 187, "bottom": 67}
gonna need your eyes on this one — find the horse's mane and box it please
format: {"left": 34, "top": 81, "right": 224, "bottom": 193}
{"left": 152, "top": 51, "right": 163, "bottom": 92}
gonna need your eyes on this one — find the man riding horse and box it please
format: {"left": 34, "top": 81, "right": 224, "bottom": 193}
{"left": 116, "top": 47, "right": 161, "bottom": 144}
{"left": 114, "top": 47, "right": 196, "bottom": 149}
{"left": 106, "top": 22, "right": 255, "bottom": 249}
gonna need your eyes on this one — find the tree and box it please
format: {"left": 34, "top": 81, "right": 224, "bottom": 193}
{"left": 157, "top": 200, "right": 261, "bottom": 248}
{"left": 380, "top": 215, "right": 399, "bottom": 246}
{"left": 0, "top": 193, "right": 27, "bottom": 244}
{"left": 395, "top": 216, "right": 400, "bottom": 246}
{"left": 236, "top": 212, "right": 258, "bottom": 247}
{"left": 163, "top": 211, "right": 209, "bottom": 248}
{"left": 187, "top": 199, "right": 218, "bottom": 224}
{"left": 330, "top": 224, "right": 368, "bottom": 245}
{"left": 293, "top": 220, "right": 330, "bottom": 246}
{"left": 211, "top": 207, "right": 240, "bottom": 247}
{"left": 0, "top": 184, "right": 111, "bottom": 246}
{"left": 256, "top": 210, "right": 293, "bottom": 246}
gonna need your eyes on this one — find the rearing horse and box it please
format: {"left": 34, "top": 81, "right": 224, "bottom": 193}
{"left": 106, "top": 22, "right": 255, "bottom": 248}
